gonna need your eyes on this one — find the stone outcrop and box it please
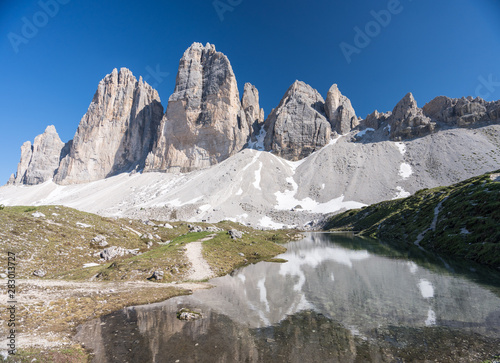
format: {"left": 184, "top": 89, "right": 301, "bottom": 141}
{"left": 363, "top": 110, "right": 391, "bottom": 130}
{"left": 97, "top": 246, "right": 138, "bottom": 261}
{"left": 145, "top": 42, "right": 251, "bottom": 173}
{"left": 423, "top": 96, "right": 500, "bottom": 127}
{"left": 10, "top": 42, "right": 500, "bottom": 188}
{"left": 263, "top": 81, "right": 332, "bottom": 160}
{"left": 242, "top": 83, "right": 264, "bottom": 128}
{"left": 10, "top": 141, "right": 33, "bottom": 185}
{"left": 388, "top": 93, "right": 435, "bottom": 140}
{"left": 361, "top": 93, "right": 500, "bottom": 140}
{"left": 324, "top": 84, "right": 358, "bottom": 134}
{"left": 54, "top": 68, "right": 163, "bottom": 184}
{"left": 243, "top": 83, "right": 266, "bottom": 148}
{"left": 9, "top": 125, "right": 66, "bottom": 185}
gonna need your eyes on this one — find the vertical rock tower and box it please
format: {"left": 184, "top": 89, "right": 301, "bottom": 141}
{"left": 324, "top": 84, "right": 358, "bottom": 135}
{"left": 145, "top": 43, "right": 252, "bottom": 172}
{"left": 54, "top": 68, "right": 163, "bottom": 184}
{"left": 8, "top": 125, "right": 66, "bottom": 185}
{"left": 263, "top": 81, "right": 332, "bottom": 161}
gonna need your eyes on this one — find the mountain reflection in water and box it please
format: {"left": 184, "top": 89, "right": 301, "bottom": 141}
{"left": 75, "top": 233, "right": 500, "bottom": 362}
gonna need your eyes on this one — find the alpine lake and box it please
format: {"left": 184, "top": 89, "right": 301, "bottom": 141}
{"left": 75, "top": 232, "right": 500, "bottom": 362}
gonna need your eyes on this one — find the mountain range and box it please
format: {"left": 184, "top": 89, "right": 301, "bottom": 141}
{"left": 2, "top": 42, "right": 500, "bottom": 228}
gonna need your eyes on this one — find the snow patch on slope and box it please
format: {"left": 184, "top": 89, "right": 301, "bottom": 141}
{"left": 356, "top": 128, "right": 375, "bottom": 138}
{"left": 393, "top": 186, "right": 411, "bottom": 199}
{"left": 418, "top": 279, "right": 434, "bottom": 299}
{"left": 259, "top": 216, "right": 286, "bottom": 229}
{"left": 275, "top": 176, "right": 366, "bottom": 213}
{"left": 248, "top": 127, "right": 266, "bottom": 151}
{"left": 395, "top": 142, "right": 406, "bottom": 155}
{"left": 253, "top": 161, "right": 263, "bottom": 190}
{"left": 399, "top": 163, "right": 413, "bottom": 179}
{"left": 166, "top": 196, "right": 203, "bottom": 207}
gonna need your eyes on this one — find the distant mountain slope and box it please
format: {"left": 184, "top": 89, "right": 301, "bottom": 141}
{"left": 8, "top": 42, "right": 500, "bottom": 187}
{"left": 324, "top": 171, "right": 500, "bottom": 269}
{"left": 2, "top": 126, "right": 500, "bottom": 229}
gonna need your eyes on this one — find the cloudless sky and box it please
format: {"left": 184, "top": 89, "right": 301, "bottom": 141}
{"left": 1, "top": 0, "right": 499, "bottom": 184}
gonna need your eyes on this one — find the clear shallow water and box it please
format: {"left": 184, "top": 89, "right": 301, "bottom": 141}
{"left": 75, "top": 233, "right": 500, "bottom": 362}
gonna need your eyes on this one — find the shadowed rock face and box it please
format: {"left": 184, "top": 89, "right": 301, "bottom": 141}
{"left": 360, "top": 93, "right": 500, "bottom": 140}
{"left": 9, "top": 125, "right": 65, "bottom": 185}
{"left": 8, "top": 42, "right": 500, "bottom": 187}
{"left": 263, "top": 80, "right": 332, "bottom": 161}
{"left": 325, "top": 84, "right": 358, "bottom": 135}
{"left": 364, "top": 110, "right": 391, "bottom": 130}
{"left": 242, "top": 82, "right": 264, "bottom": 131}
{"left": 423, "top": 95, "right": 500, "bottom": 127}
{"left": 145, "top": 42, "right": 252, "bottom": 173}
{"left": 387, "top": 93, "right": 435, "bottom": 141}
{"left": 54, "top": 68, "right": 163, "bottom": 185}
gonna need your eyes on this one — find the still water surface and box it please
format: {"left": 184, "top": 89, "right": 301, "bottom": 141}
{"left": 76, "top": 233, "right": 500, "bottom": 362}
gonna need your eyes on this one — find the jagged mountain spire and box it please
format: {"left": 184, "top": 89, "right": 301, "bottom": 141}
{"left": 145, "top": 42, "right": 253, "bottom": 172}
{"left": 54, "top": 67, "right": 163, "bottom": 184}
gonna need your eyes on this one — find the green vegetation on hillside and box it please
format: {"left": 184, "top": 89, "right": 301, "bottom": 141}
{"left": 0, "top": 205, "right": 297, "bottom": 281}
{"left": 324, "top": 171, "right": 500, "bottom": 269}
{"left": 0, "top": 205, "right": 300, "bottom": 360}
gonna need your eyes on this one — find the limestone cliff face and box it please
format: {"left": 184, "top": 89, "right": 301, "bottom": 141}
{"left": 423, "top": 96, "right": 500, "bottom": 127}
{"left": 363, "top": 110, "right": 391, "bottom": 130}
{"left": 242, "top": 83, "right": 264, "bottom": 130}
{"left": 242, "top": 82, "right": 266, "bottom": 148}
{"left": 388, "top": 93, "right": 435, "bottom": 141}
{"left": 54, "top": 68, "right": 163, "bottom": 184}
{"left": 11, "top": 42, "right": 500, "bottom": 187}
{"left": 145, "top": 43, "right": 251, "bottom": 172}
{"left": 9, "top": 125, "right": 65, "bottom": 185}
{"left": 360, "top": 93, "right": 500, "bottom": 140}
{"left": 10, "top": 141, "right": 32, "bottom": 185}
{"left": 263, "top": 81, "right": 332, "bottom": 160}
{"left": 324, "top": 84, "right": 358, "bottom": 135}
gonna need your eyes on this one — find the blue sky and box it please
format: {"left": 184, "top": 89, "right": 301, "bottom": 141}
{"left": 1, "top": 0, "right": 499, "bottom": 184}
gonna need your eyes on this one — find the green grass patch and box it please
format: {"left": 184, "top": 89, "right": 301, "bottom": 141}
{"left": 324, "top": 170, "right": 500, "bottom": 269}
{"left": 202, "top": 229, "right": 293, "bottom": 276}
{"left": 265, "top": 258, "right": 288, "bottom": 263}
{"left": 0, "top": 345, "right": 90, "bottom": 363}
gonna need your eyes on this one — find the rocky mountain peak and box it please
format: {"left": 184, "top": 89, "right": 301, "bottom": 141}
{"left": 325, "top": 84, "right": 358, "bottom": 135}
{"left": 282, "top": 81, "right": 325, "bottom": 112}
{"left": 54, "top": 67, "right": 163, "bottom": 184}
{"left": 263, "top": 80, "right": 331, "bottom": 161}
{"left": 145, "top": 42, "right": 251, "bottom": 173}
{"left": 363, "top": 110, "right": 391, "bottom": 130}
{"left": 392, "top": 92, "right": 417, "bottom": 118}
{"left": 242, "top": 82, "right": 264, "bottom": 129}
{"left": 9, "top": 125, "right": 66, "bottom": 185}
{"left": 423, "top": 95, "right": 499, "bottom": 127}
{"left": 388, "top": 92, "right": 435, "bottom": 140}
{"left": 10, "top": 42, "right": 500, "bottom": 188}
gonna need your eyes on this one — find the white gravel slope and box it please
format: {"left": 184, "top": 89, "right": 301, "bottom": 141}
{"left": 1, "top": 125, "right": 499, "bottom": 229}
